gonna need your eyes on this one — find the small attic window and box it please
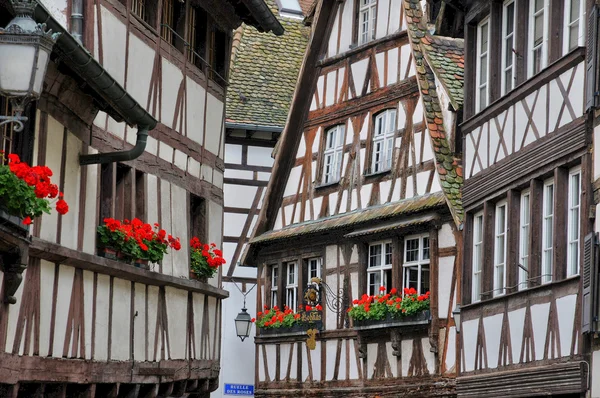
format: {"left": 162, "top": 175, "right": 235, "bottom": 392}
{"left": 276, "top": 0, "right": 303, "bottom": 17}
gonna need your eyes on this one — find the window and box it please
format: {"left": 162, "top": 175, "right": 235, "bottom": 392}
{"left": 472, "top": 212, "right": 484, "bottom": 302}
{"left": 564, "top": 0, "right": 584, "bottom": 53}
{"left": 371, "top": 109, "right": 396, "bottom": 173}
{"left": 161, "top": 0, "right": 185, "bottom": 51}
{"left": 494, "top": 202, "right": 507, "bottom": 296}
{"left": 190, "top": 194, "right": 207, "bottom": 243}
{"left": 518, "top": 191, "right": 530, "bottom": 290}
{"left": 476, "top": 18, "right": 490, "bottom": 111}
{"left": 210, "top": 25, "right": 230, "bottom": 86}
{"left": 271, "top": 266, "right": 279, "bottom": 307}
{"left": 358, "top": 0, "right": 377, "bottom": 45}
{"left": 0, "top": 97, "right": 35, "bottom": 164}
{"left": 567, "top": 168, "right": 581, "bottom": 276}
{"left": 529, "top": 0, "right": 549, "bottom": 76}
{"left": 367, "top": 241, "right": 392, "bottom": 296}
{"left": 187, "top": 5, "right": 208, "bottom": 66}
{"left": 131, "top": 0, "right": 157, "bottom": 27}
{"left": 403, "top": 234, "right": 430, "bottom": 295}
{"left": 542, "top": 179, "right": 554, "bottom": 283}
{"left": 323, "top": 125, "right": 345, "bottom": 184}
{"left": 501, "top": 1, "right": 516, "bottom": 95}
{"left": 286, "top": 262, "right": 298, "bottom": 309}
{"left": 308, "top": 258, "right": 321, "bottom": 282}
{"left": 0, "top": 97, "right": 15, "bottom": 157}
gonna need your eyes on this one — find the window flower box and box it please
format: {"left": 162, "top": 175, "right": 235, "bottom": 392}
{"left": 0, "top": 206, "right": 30, "bottom": 236}
{"left": 352, "top": 310, "right": 431, "bottom": 331}
{"left": 258, "top": 322, "right": 314, "bottom": 336}
{"left": 189, "top": 237, "right": 225, "bottom": 280}
{"left": 348, "top": 287, "right": 431, "bottom": 331}
{"left": 97, "top": 218, "right": 181, "bottom": 267}
{"left": 255, "top": 304, "right": 323, "bottom": 337}
{"left": 0, "top": 153, "right": 69, "bottom": 235}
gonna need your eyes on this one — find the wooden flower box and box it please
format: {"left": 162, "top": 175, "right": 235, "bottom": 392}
{"left": 352, "top": 310, "right": 431, "bottom": 331}
{"left": 259, "top": 321, "right": 322, "bottom": 337}
{"left": 0, "top": 207, "right": 30, "bottom": 237}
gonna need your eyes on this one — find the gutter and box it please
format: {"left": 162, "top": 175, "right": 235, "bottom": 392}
{"left": 241, "top": 0, "right": 285, "bottom": 36}
{"left": 225, "top": 122, "right": 283, "bottom": 133}
{"left": 33, "top": 3, "right": 158, "bottom": 165}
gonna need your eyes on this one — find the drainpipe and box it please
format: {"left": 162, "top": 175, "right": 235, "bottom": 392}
{"left": 33, "top": 3, "right": 158, "bottom": 166}
{"left": 79, "top": 126, "right": 149, "bottom": 165}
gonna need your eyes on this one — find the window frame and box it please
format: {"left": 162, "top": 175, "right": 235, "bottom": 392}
{"left": 567, "top": 167, "right": 581, "bottom": 277}
{"left": 370, "top": 109, "right": 397, "bottom": 174}
{"left": 563, "top": 0, "right": 585, "bottom": 54}
{"left": 358, "top": 0, "right": 377, "bottom": 46}
{"left": 493, "top": 201, "right": 508, "bottom": 297}
{"left": 285, "top": 262, "right": 298, "bottom": 310}
{"left": 322, "top": 125, "right": 345, "bottom": 184}
{"left": 402, "top": 233, "right": 430, "bottom": 295}
{"left": 528, "top": 0, "right": 549, "bottom": 77}
{"left": 501, "top": 0, "right": 516, "bottom": 95}
{"left": 518, "top": 190, "right": 531, "bottom": 290}
{"left": 367, "top": 240, "right": 393, "bottom": 296}
{"left": 541, "top": 178, "right": 554, "bottom": 284}
{"left": 472, "top": 211, "right": 484, "bottom": 303}
{"left": 308, "top": 257, "right": 321, "bottom": 282}
{"left": 271, "top": 265, "right": 279, "bottom": 307}
{"left": 476, "top": 17, "right": 491, "bottom": 112}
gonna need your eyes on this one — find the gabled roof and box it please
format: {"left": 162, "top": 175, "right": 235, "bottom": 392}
{"left": 421, "top": 35, "right": 464, "bottom": 111}
{"left": 404, "top": 0, "right": 464, "bottom": 226}
{"left": 226, "top": 1, "right": 310, "bottom": 128}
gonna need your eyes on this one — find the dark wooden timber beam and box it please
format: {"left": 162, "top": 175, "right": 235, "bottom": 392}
{"left": 29, "top": 238, "right": 229, "bottom": 299}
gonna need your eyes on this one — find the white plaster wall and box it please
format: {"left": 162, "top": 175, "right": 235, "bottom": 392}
{"left": 100, "top": 6, "right": 126, "bottom": 85}
{"left": 126, "top": 34, "right": 155, "bottom": 108}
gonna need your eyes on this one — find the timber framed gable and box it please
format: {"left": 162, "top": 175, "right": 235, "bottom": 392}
{"left": 247, "top": 0, "right": 465, "bottom": 396}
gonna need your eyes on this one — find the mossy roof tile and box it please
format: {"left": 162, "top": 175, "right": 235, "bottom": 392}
{"left": 226, "top": 0, "right": 310, "bottom": 128}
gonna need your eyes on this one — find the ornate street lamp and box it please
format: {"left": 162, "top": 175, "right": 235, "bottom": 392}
{"left": 235, "top": 307, "right": 252, "bottom": 342}
{"left": 0, "top": 0, "right": 59, "bottom": 131}
{"left": 453, "top": 304, "right": 461, "bottom": 333}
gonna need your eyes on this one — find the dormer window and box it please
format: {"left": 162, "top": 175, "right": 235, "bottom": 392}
{"left": 323, "top": 125, "right": 345, "bottom": 184}
{"left": 476, "top": 18, "right": 490, "bottom": 111}
{"left": 358, "top": 0, "right": 377, "bottom": 45}
{"left": 371, "top": 109, "right": 396, "bottom": 174}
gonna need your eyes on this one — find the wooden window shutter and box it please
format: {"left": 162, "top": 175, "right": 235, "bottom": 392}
{"left": 582, "top": 232, "right": 599, "bottom": 333}
{"left": 586, "top": 4, "right": 600, "bottom": 112}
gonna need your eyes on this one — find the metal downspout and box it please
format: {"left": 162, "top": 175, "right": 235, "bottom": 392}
{"left": 79, "top": 126, "right": 149, "bottom": 165}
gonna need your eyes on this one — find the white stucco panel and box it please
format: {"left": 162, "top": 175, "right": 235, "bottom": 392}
{"left": 556, "top": 294, "right": 577, "bottom": 358}
{"left": 126, "top": 34, "right": 155, "bottom": 108}
{"left": 462, "top": 318, "right": 479, "bottom": 372}
{"left": 530, "top": 302, "right": 550, "bottom": 361}
{"left": 100, "top": 6, "right": 126, "bottom": 85}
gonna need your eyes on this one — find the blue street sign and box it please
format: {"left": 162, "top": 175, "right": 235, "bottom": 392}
{"left": 224, "top": 384, "right": 254, "bottom": 396}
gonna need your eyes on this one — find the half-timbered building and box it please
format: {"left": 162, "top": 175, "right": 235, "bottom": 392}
{"left": 217, "top": 1, "right": 309, "bottom": 395}
{"left": 458, "top": 0, "right": 592, "bottom": 396}
{"left": 244, "top": 0, "right": 465, "bottom": 396}
{"left": 0, "top": 0, "right": 281, "bottom": 396}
